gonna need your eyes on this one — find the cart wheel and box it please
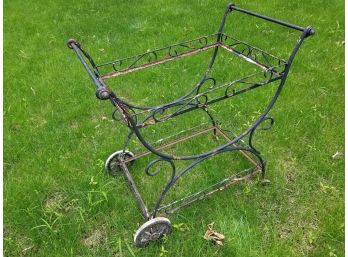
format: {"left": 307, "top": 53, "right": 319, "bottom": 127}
{"left": 134, "top": 217, "right": 172, "bottom": 247}
{"left": 105, "top": 150, "right": 135, "bottom": 176}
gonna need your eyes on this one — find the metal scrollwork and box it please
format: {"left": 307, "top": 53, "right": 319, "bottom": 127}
{"left": 198, "top": 36, "right": 208, "bottom": 47}
{"left": 149, "top": 94, "right": 206, "bottom": 123}
{"left": 112, "top": 106, "right": 138, "bottom": 124}
{"left": 112, "top": 108, "right": 122, "bottom": 121}
{"left": 196, "top": 77, "right": 217, "bottom": 94}
{"left": 145, "top": 158, "right": 176, "bottom": 178}
{"left": 221, "top": 33, "right": 228, "bottom": 42}
{"left": 146, "top": 50, "right": 158, "bottom": 62}
{"left": 128, "top": 51, "right": 158, "bottom": 69}
{"left": 224, "top": 81, "right": 237, "bottom": 97}
{"left": 145, "top": 158, "right": 176, "bottom": 217}
{"left": 220, "top": 34, "right": 287, "bottom": 70}
{"left": 99, "top": 35, "right": 216, "bottom": 75}
{"left": 230, "top": 42, "right": 257, "bottom": 60}
{"left": 263, "top": 69, "right": 275, "bottom": 79}
{"left": 112, "top": 60, "right": 122, "bottom": 71}
{"left": 168, "top": 45, "right": 179, "bottom": 57}
{"left": 195, "top": 94, "right": 208, "bottom": 107}
{"left": 249, "top": 116, "right": 274, "bottom": 154}
{"left": 151, "top": 107, "right": 167, "bottom": 122}
{"left": 168, "top": 36, "right": 209, "bottom": 57}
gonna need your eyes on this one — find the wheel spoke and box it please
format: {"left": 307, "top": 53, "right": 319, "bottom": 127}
{"left": 144, "top": 231, "right": 152, "bottom": 237}
{"left": 156, "top": 225, "right": 167, "bottom": 235}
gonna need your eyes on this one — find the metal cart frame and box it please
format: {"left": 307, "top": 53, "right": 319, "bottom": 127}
{"left": 67, "top": 3, "right": 314, "bottom": 247}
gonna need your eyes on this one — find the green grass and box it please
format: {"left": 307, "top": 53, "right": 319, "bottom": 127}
{"left": 4, "top": 0, "right": 344, "bottom": 256}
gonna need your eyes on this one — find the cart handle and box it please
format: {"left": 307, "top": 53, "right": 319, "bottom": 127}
{"left": 228, "top": 3, "right": 315, "bottom": 37}
{"left": 67, "top": 39, "right": 111, "bottom": 100}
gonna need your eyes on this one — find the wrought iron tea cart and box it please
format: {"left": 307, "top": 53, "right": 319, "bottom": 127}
{"left": 68, "top": 3, "right": 314, "bottom": 247}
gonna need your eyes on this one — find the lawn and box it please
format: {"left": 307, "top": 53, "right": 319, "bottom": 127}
{"left": 4, "top": 0, "right": 344, "bottom": 256}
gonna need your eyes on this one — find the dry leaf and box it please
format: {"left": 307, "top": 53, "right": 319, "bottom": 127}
{"left": 203, "top": 222, "right": 225, "bottom": 246}
{"left": 332, "top": 151, "right": 343, "bottom": 160}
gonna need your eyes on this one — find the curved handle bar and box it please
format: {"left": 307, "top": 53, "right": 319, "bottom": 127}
{"left": 227, "top": 3, "right": 315, "bottom": 37}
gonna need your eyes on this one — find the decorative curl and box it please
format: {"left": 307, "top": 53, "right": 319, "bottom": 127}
{"left": 249, "top": 116, "right": 275, "bottom": 154}
{"left": 112, "top": 106, "right": 138, "bottom": 124}
{"left": 195, "top": 94, "right": 208, "bottom": 107}
{"left": 198, "top": 36, "right": 208, "bottom": 47}
{"left": 168, "top": 45, "right": 179, "bottom": 57}
{"left": 145, "top": 50, "right": 158, "bottom": 63}
{"left": 145, "top": 158, "right": 176, "bottom": 178}
{"left": 168, "top": 36, "right": 209, "bottom": 57}
{"left": 196, "top": 77, "right": 216, "bottom": 94}
{"left": 112, "top": 60, "right": 122, "bottom": 71}
{"left": 145, "top": 158, "right": 177, "bottom": 217}
{"left": 150, "top": 93, "right": 207, "bottom": 123}
{"left": 152, "top": 107, "right": 167, "bottom": 122}
{"left": 259, "top": 116, "right": 274, "bottom": 131}
{"left": 224, "top": 82, "right": 237, "bottom": 97}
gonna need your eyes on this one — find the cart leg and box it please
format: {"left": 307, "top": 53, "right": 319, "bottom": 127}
{"left": 119, "top": 162, "right": 150, "bottom": 219}
{"left": 250, "top": 150, "right": 266, "bottom": 179}
{"left": 251, "top": 151, "right": 271, "bottom": 185}
{"left": 200, "top": 107, "right": 217, "bottom": 136}
{"left": 120, "top": 160, "right": 172, "bottom": 247}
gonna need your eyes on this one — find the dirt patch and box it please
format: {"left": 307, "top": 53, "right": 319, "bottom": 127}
{"left": 82, "top": 228, "right": 106, "bottom": 248}
{"left": 10, "top": 123, "right": 21, "bottom": 132}
{"left": 277, "top": 208, "right": 318, "bottom": 255}
{"left": 277, "top": 154, "right": 303, "bottom": 184}
{"left": 44, "top": 192, "right": 65, "bottom": 210}
{"left": 279, "top": 227, "right": 292, "bottom": 239}
{"left": 5, "top": 231, "right": 36, "bottom": 256}
{"left": 43, "top": 192, "right": 78, "bottom": 213}
{"left": 70, "top": 121, "right": 80, "bottom": 130}
{"left": 4, "top": 225, "right": 10, "bottom": 237}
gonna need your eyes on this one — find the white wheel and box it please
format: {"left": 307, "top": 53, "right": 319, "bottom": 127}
{"left": 105, "top": 150, "right": 135, "bottom": 176}
{"left": 134, "top": 217, "right": 172, "bottom": 247}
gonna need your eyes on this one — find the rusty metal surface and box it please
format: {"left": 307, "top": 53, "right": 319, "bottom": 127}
{"left": 101, "top": 43, "right": 219, "bottom": 79}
